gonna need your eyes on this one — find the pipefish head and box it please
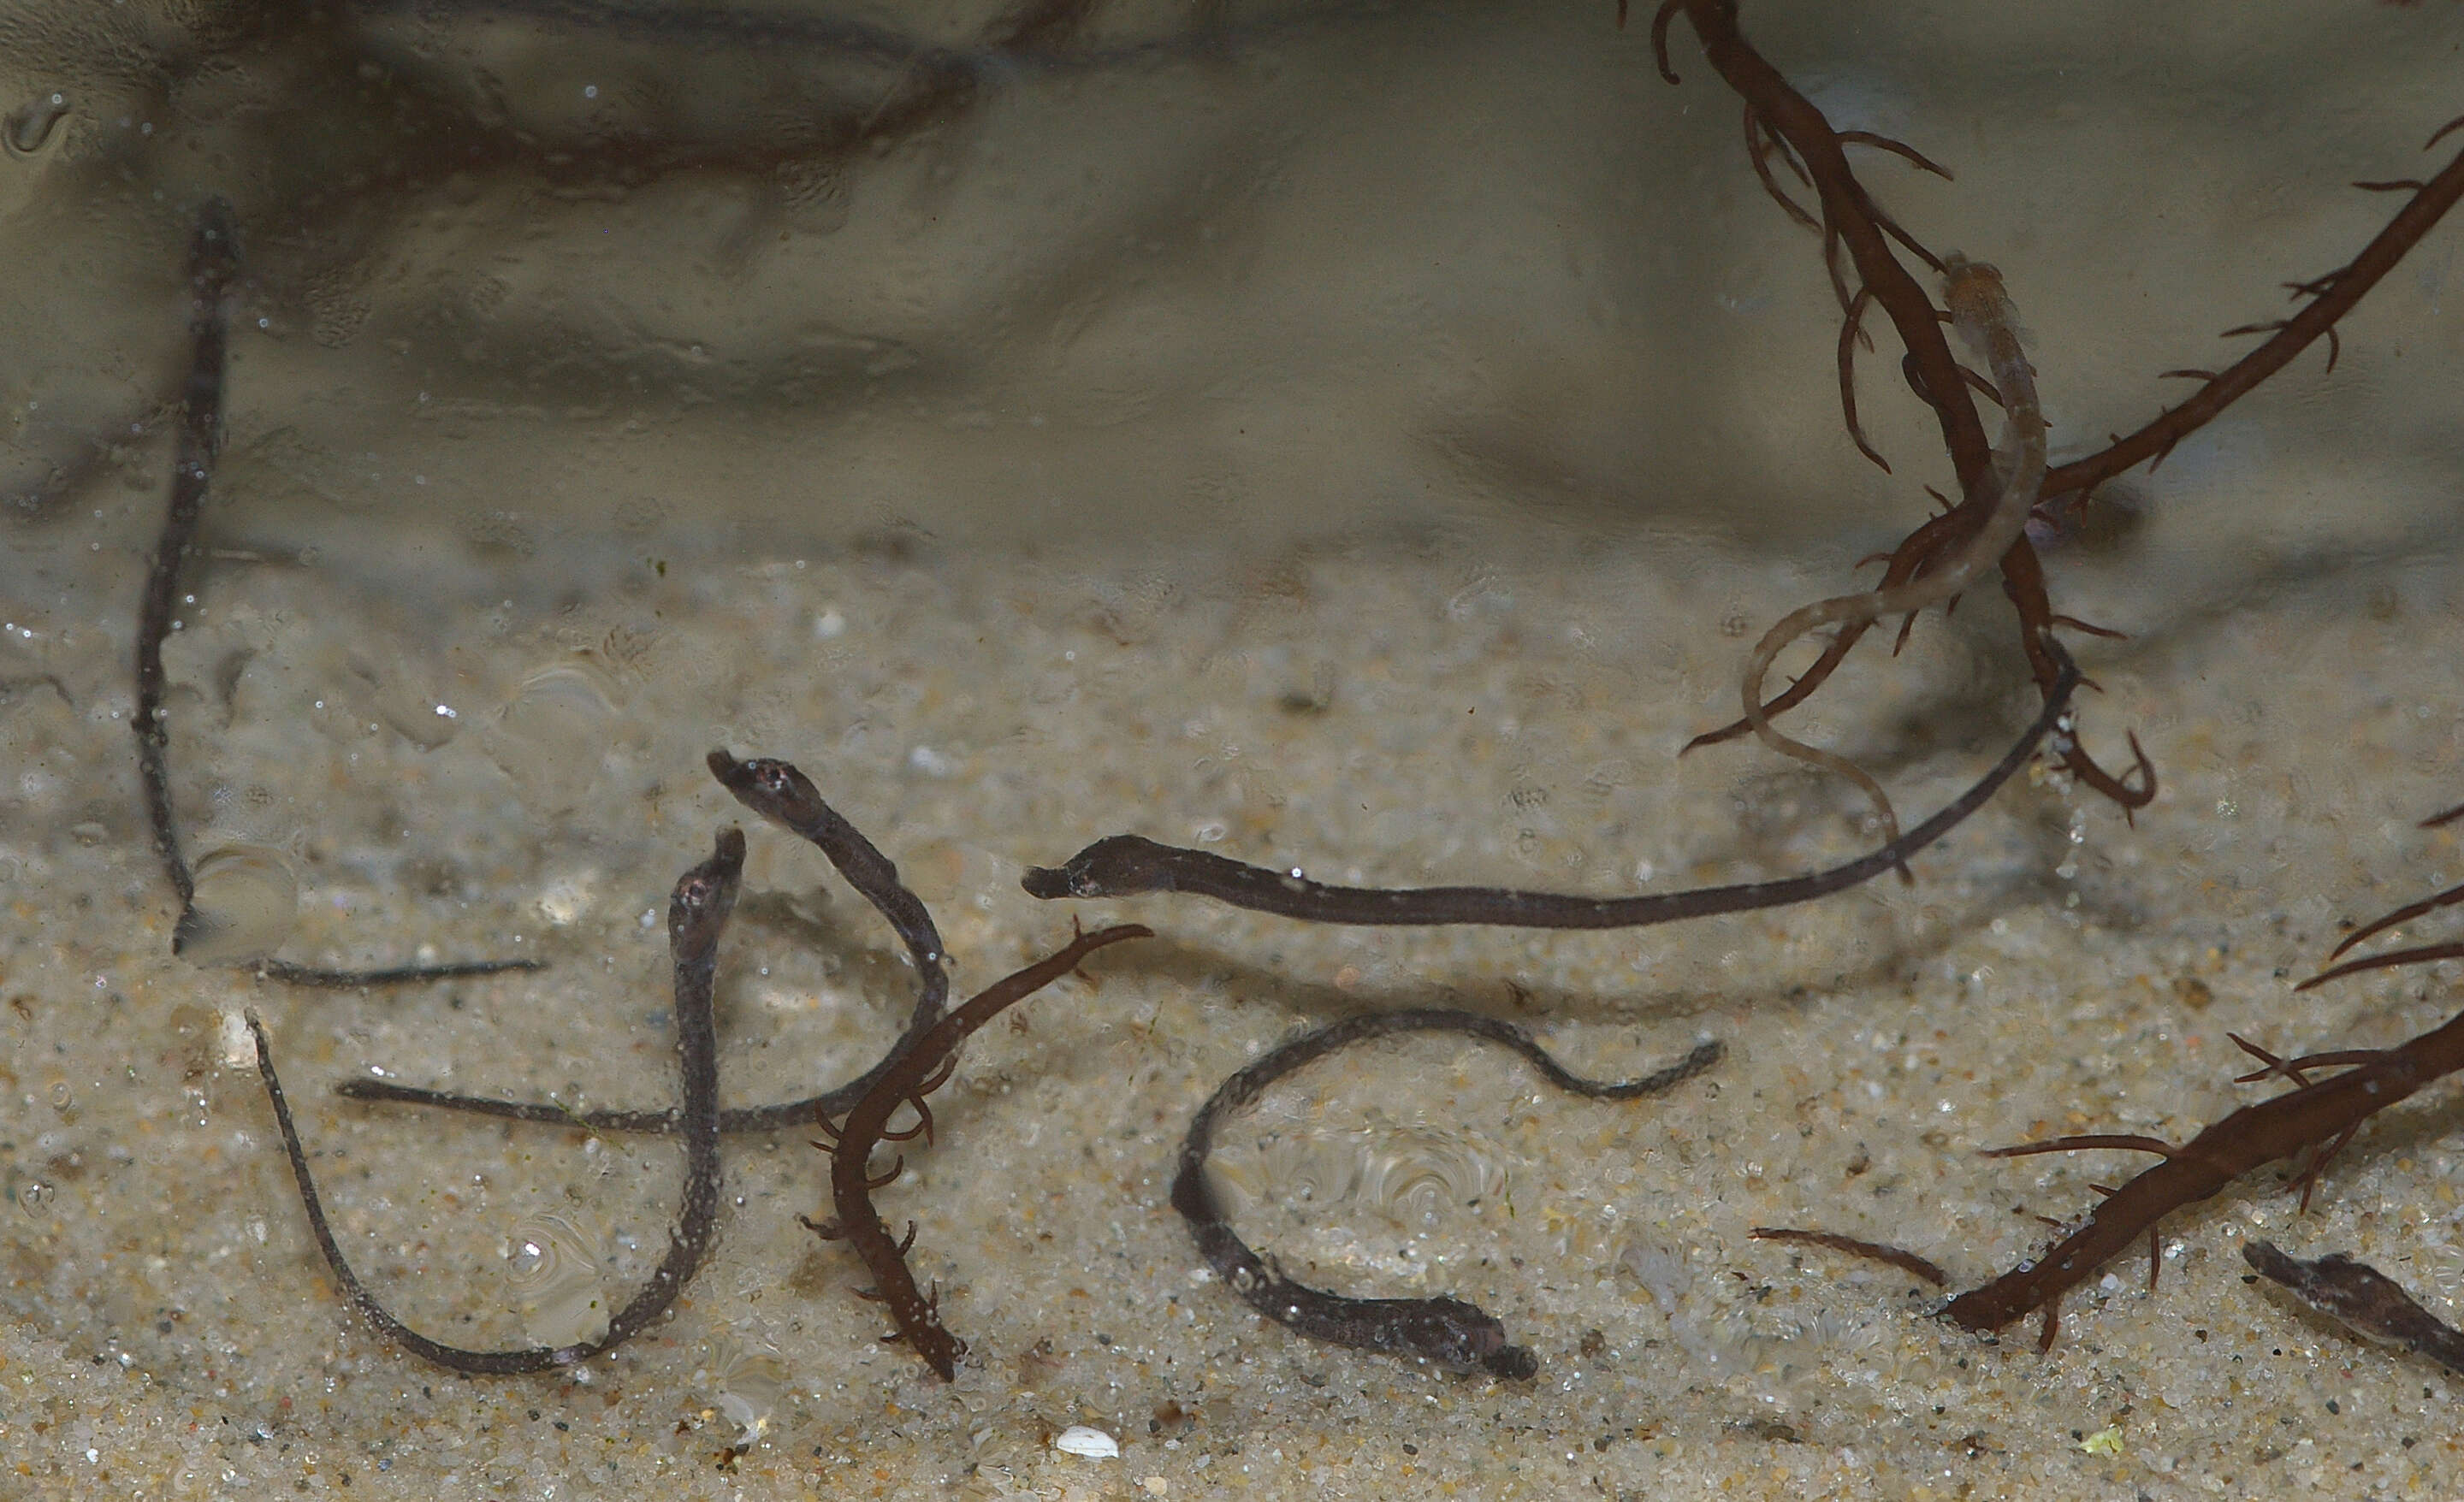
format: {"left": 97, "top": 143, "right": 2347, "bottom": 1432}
{"left": 1374, "top": 1295, "right": 1537, "bottom": 1380}
{"left": 707, "top": 747, "right": 829, "bottom": 827}
{"left": 1939, "top": 252, "right": 2009, "bottom": 309}
{"left": 1938, "top": 253, "right": 2030, "bottom": 350}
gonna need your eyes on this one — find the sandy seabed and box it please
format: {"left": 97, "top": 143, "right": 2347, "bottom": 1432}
{"left": 2, "top": 528, "right": 2461, "bottom": 1501}
{"left": 3, "top": 2, "right": 2463, "bottom": 1499}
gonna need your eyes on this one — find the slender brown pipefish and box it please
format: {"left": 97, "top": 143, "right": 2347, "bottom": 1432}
{"left": 249, "top": 827, "right": 740, "bottom": 1373}
{"left": 1173, "top": 1008, "right": 1721, "bottom": 1377}
{"left": 337, "top": 749, "right": 951, "bottom": 1133}
{"left": 2244, "top": 1240, "right": 2464, "bottom": 1379}
{"left": 137, "top": 196, "right": 536, "bottom": 987}
{"left": 1026, "top": 639, "right": 2080, "bottom": 926}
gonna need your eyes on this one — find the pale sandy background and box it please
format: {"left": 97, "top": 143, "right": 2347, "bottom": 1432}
{"left": 3, "top": 1, "right": 2463, "bottom": 1497}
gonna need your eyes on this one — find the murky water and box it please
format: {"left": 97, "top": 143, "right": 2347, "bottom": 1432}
{"left": 2, "top": 2, "right": 2461, "bottom": 1496}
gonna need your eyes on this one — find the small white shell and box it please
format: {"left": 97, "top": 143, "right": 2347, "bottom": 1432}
{"left": 1053, "top": 1425, "right": 1120, "bottom": 1460}
{"left": 217, "top": 1008, "right": 254, "bottom": 1069}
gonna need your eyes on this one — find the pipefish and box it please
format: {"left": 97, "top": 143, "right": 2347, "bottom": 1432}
{"left": 1946, "top": 1007, "right": 2464, "bottom": 1349}
{"left": 1172, "top": 1008, "right": 1721, "bottom": 1377}
{"left": 1737, "top": 255, "right": 2048, "bottom": 856}
{"left": 337, "top": 749, "right": 951, "bottom": 1133}
{"left": 136, "top": 197, "right": 536, "bottom": 987}
{"left": 249, "top": 827, "right": 740, "bottom": 1373}
{"left": 1024, "top": 638, "right": 2080, "bottom": 925}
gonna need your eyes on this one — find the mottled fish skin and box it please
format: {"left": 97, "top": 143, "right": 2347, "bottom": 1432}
{"left": 2245, "top": 1241, "right": 2464, "bottom": 1377}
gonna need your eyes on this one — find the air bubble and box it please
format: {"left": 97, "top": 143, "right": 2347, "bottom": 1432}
{"left": 506, "top": 1211, "right": 611, "bottom": 1349}
{"left": 1358, "top": 1121, "right": 1512, "bottom": 1227}
{"left": 708, "top": 1339, "right": 791, "bottom": 1449}
{"left": 174, "top": 845, "right": 299, "bottom": 966}
{"left": 481, "top": 659, "right": 625, "bottom": 809}
{"left": 346, "top": 648, "right": 465, "bottom": 750}
{"left": 4, "top": 93, "right": 68, "bottom": 156}
{"left": 1208, "top": 1111, "right": 1509, "bottom": 1232}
